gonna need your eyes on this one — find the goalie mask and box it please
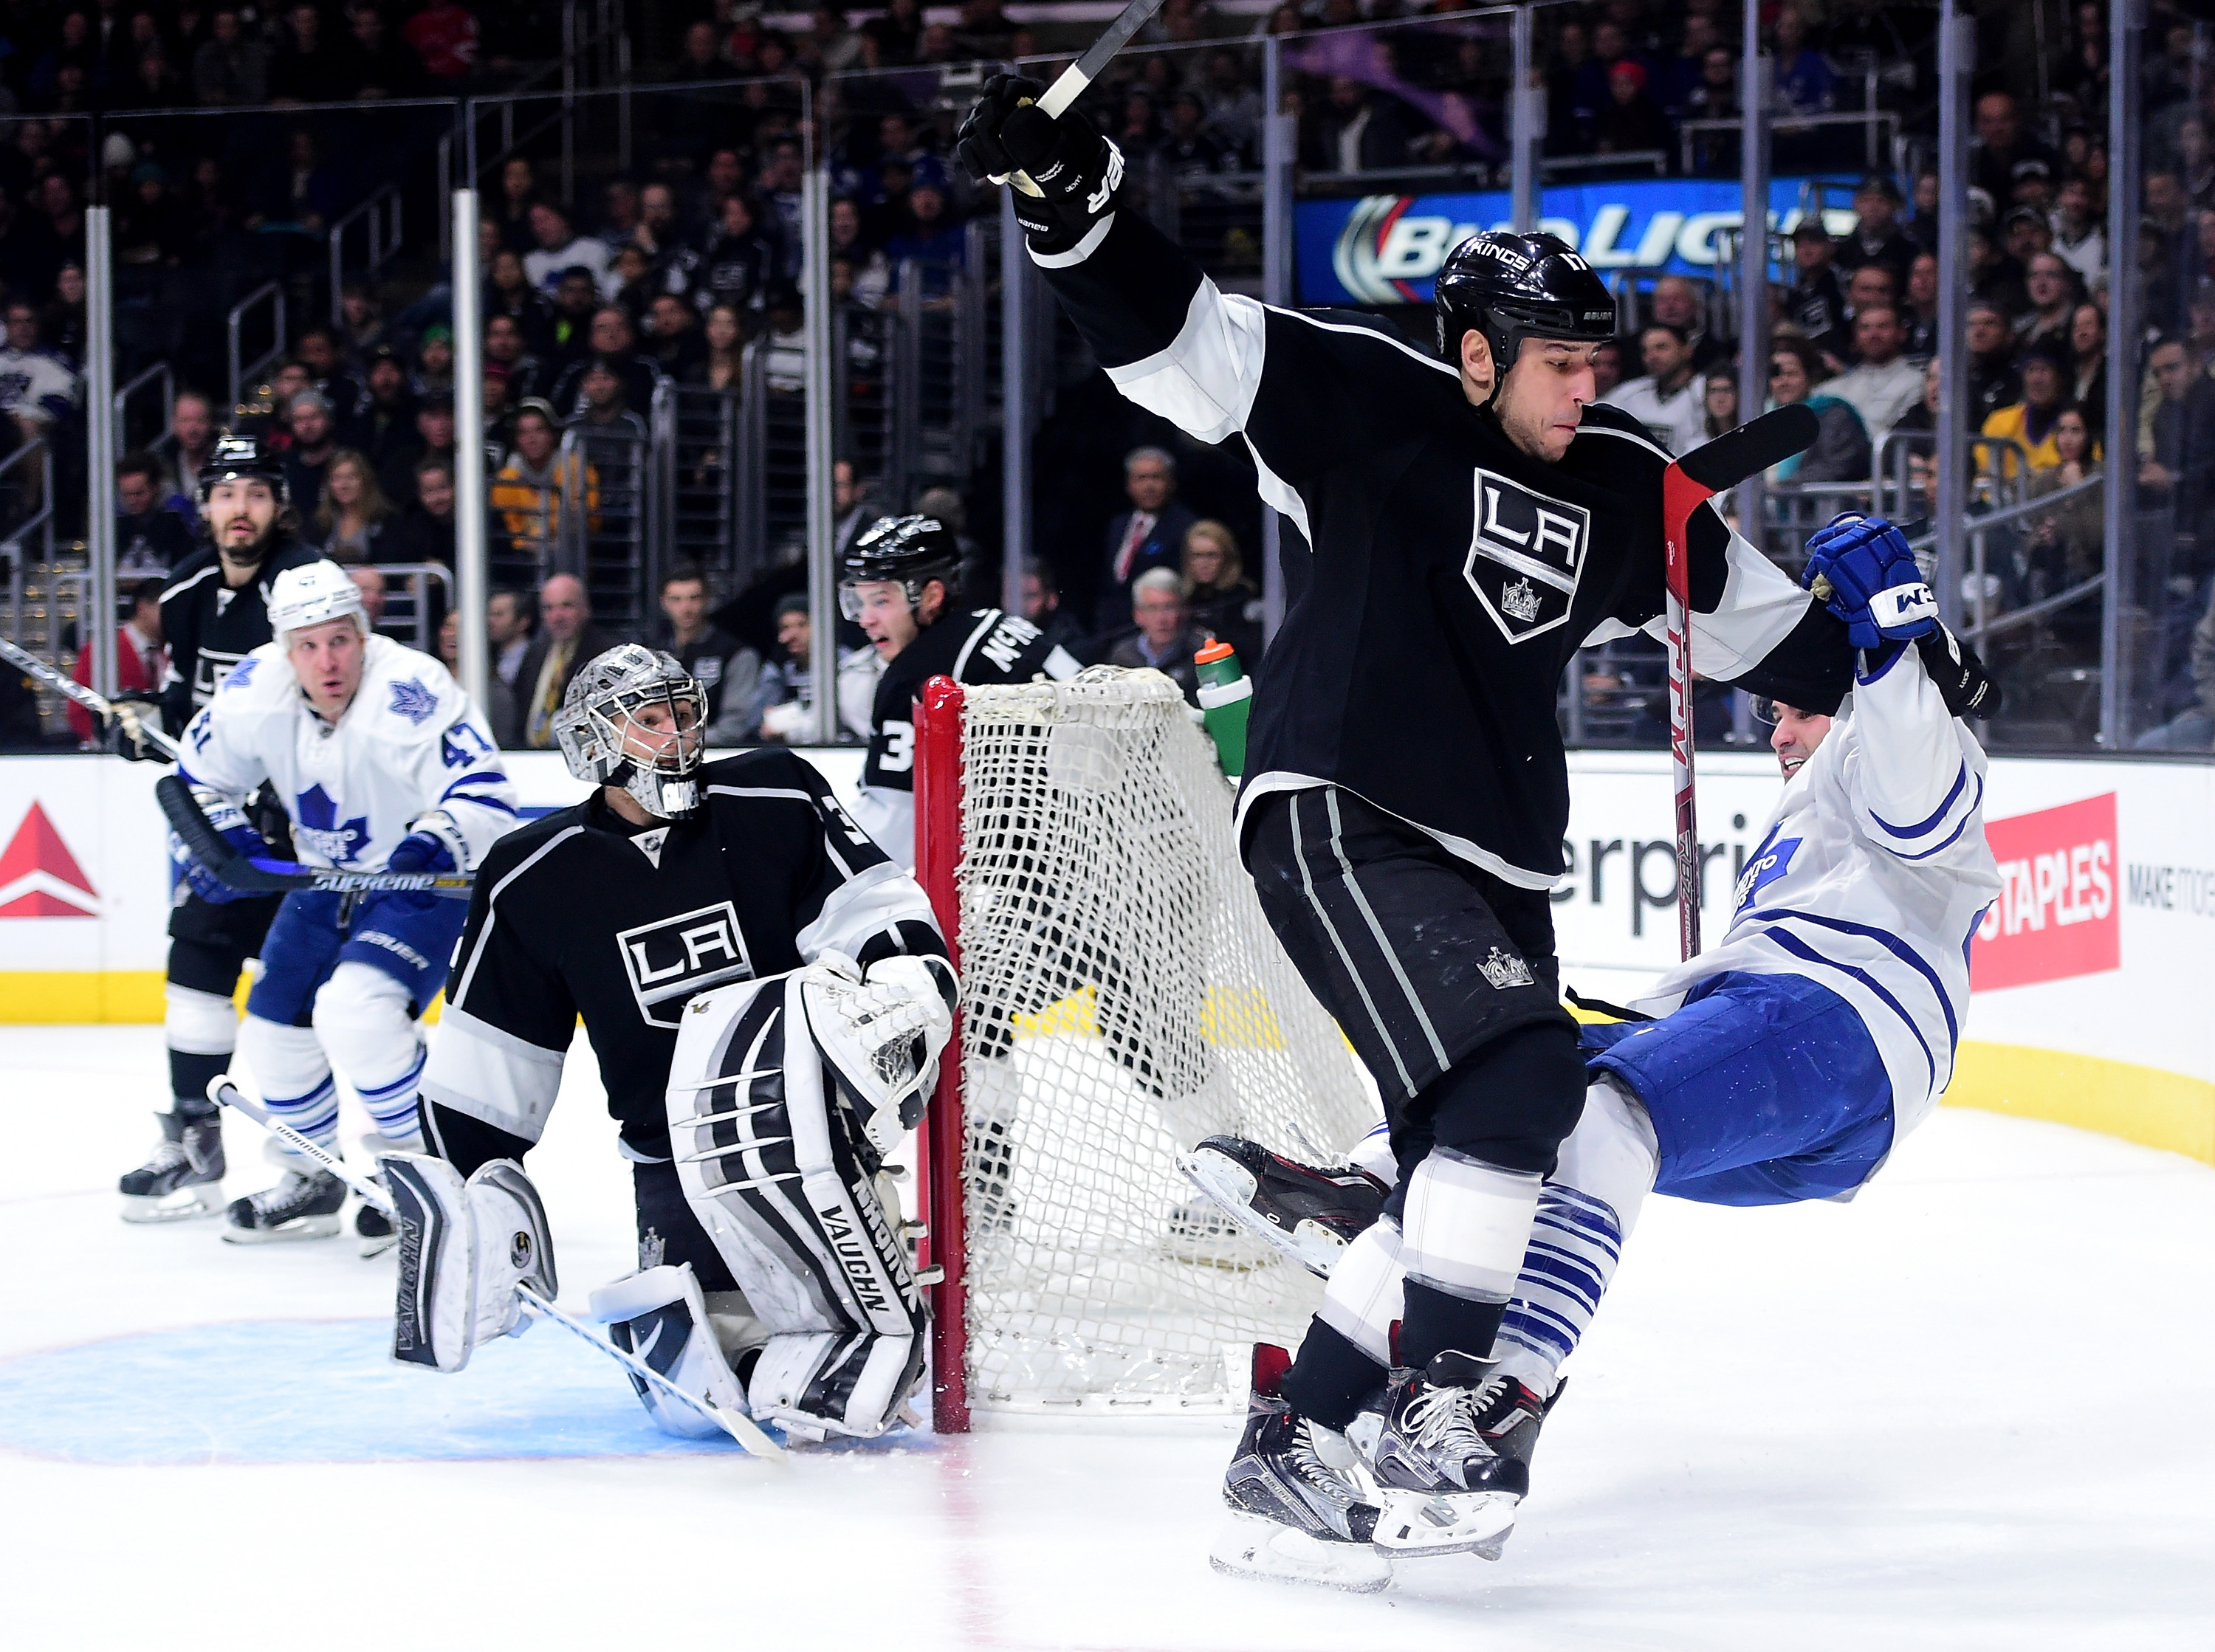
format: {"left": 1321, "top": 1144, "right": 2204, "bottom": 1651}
{"left": 554, "top": 644, "right": 708, "bottom": 820}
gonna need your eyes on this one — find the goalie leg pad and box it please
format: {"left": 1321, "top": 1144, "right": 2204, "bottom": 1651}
{"left": 667, "top": 973, "right": 927, "bottom": 1439}
{"left": 385, "top": 1154, "right": 557, "bottom": 1373}
{"left": 588, "top": 1262, "right": 758, "bottom": 1440}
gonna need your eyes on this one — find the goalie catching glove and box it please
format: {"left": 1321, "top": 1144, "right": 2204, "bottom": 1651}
{"left": 385, "top": 1154, "right": 557, "bottom": 1374}
{"left": 799, "top": 950, "right": 955, "bottom": 1157}
{"left": 957, "top": 72, "right": 1125, "bottom": 258}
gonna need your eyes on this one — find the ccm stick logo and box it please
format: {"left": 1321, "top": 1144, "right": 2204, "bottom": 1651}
{"left": 1971, "top": 794, "right": 2119, "bottom": 990}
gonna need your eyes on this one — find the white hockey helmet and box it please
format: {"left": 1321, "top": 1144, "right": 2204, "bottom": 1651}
{"left": 553, "top": 644, "right": 707, "bottom": 819}
{"left": 267, "top": 559, "right": 368, "bottom": 642}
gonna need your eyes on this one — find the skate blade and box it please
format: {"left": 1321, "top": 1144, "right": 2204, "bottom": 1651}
{"left": 1178, "top": 1151, "right": 1333, "bottom": 1279}
{"left": 1208, "top": 1513, "right": 1391, "bottom": 1594}
{"left": 120, "top": 1187, "right": 224, "bottom": 1223}
{"left": 1161, "top": 1205, "right": 1274, "bottom": 1271}
{"left": 358, "top": 1231, "right": 398, "bottom": 1259}
{"left": 221, "top": 1214, "right": 343, "bottom": 1245}
{"left": 1371, "top": 1489, "right": 1519, "bottom": 1558}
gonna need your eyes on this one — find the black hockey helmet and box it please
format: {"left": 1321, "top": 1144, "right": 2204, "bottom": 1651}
{"left": 839, "top": 514, "right": 962, "bottom": 621}
{"left": 1433, "top": 232, "right": 1618, "bottom": 398}
{"left": 195, "top": 430, "right": 289, "bottom": 511}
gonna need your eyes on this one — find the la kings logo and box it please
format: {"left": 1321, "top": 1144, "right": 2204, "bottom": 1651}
{"left": 1463, "top": 470, "right": 1591, "bottom": 644}
{"left": 617, "top": 901, "right": 754, "bottom": 1027}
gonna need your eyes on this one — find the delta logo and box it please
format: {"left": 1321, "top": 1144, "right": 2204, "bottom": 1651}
{"left": 0, "top": 802, "right": 97, "bottom": 918}
{"left": 1970, "top": 793, "right": 2118, "bottom": 991}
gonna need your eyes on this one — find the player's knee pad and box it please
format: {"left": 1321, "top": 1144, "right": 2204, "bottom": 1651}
{"left": 312, "top": 961, "right": 426, "bottom": 1148}
{"left": 666, "top": 971, "right": 927, "bottom": 1441}
{"left": 1316, "top": 1218, "right": 1405, "bottom": 1367}
{"left": 236, "top": 1013, "right": 337, "bottom": 1157}
{"left": 1424, "top": 1019, "right": 1587, "bottom": 1175}
{"left": 384, "top": 1153, "right": 557, "bottom": 1374}
{"left": 1399, "top": 1147, "right": 1544, "bottom": 1310}
{"left": 164, "top": 983, "right": 239, "bottom": 1056}
{"left": 588, "top": 1262, "right": 766, "bottom": 1440}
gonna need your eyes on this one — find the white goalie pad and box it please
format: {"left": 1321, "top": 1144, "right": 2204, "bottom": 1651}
{"left": 385, "top": 1154, "right": 557, "bottom": 1374}
{"left": 588, "top": 1263, "right": 759, "bottom": 1441}
{"left": 667, "top": 970, "right": 928, "bottom": 1439}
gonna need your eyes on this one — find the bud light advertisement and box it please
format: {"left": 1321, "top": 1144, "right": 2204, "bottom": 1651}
{"left": 1299, "top": 178, "right": 1854, "bottom": 306}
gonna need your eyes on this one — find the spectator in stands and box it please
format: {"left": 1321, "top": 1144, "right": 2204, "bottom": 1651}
{"left": 380, "top": 391, "right": 458, "bottom": 509}
{"left": 488, "top": 587, "right": 533, "bottom": 694}
{"left": 1769, "top": 4, "right": 1835, "bottom": 118}
{"left": 1605, "top": 323, "right": 1707, "bottom": 454}
{"left": 518, "top": 572, "right": 621, "bottom": 747}
{"left": 1766, "top": 335, "right": 1870, "bottom": 485}
{"left": 269, "top": 2, "right": 350, "bottom": 104}
{"left": 1202, "top": 48, "right": 1264, "bottom": 162}
{"left": 492, "top": 399, "right": 598, "bottom": 560}
{"left": 281, "top": 390, "right": 340, "bottom": 516}
{"left": 2004, "top": 204, "right": 2055, "bottom": 269}
{"left": 689, "top": 301, "right": 748, "bottom": 391}
{"left": 1181, "top": 520, "right": 1264, "bottom": 665}
{"left": 828, "top": 197, "right": 891, "bottom": 310}
{"left": 550, "top": 307, "right": 659, "bottom": 419}
{"left": 193, "top": 7, "right": 269, "bottom": 106}
{"left": 1306, "top": 76, "right": 1434, "bottom": 173}
{"left": 1655, "top": 13, "right": 1720, "bottom": 119}
{"left": 248, "top": 128, "right": 345, "bottom": 235}
{"left": 165, "top": 390, "right": 218, "bottom": 526}
{"left": 696, "top": 193, "right": 779, "bottom": 319}
{"left": 344, "top": 1, "right": 423, "bottom": 99}
{"left": 1164, "top": 92, "right": 1236, "bottom": 186}
{"left": 1700, "top": 368, "right": 1737, "bottom": 441}
{"left": 1971, "top": 91, "right": 2056, "bottom": 207}
{"left": 1649, "top": 275, "right": 1726, "bottom": 373}
{"left": 1827, "top": 303, "right": 1922, "bottom": 445}
{"left": 526, "top": 202, "right": 613, "bottom": 296}
{"left": 115, "top": 452, "right": 194, "bottom": 572}
{"left": 394, "top": 453, "right": 457, "bottom": 569}
{"left": 1106, "top": 568, "right": 1209, "bottom": 703}
{"left": 2133, "top": 579, "right": 2215, "bottom": 751}
{"left": 758, "top": 137, "right": 811, "bottom": 283}
{"left": 482, "top": 312, "right": 547, "bottom": 407}
{"left": 1099, "top": 445, "right": 1196, "bottom": 633}
{"left": 313, "top": 450, "right": 396, "bottom": 562}
{"left": 0, "top": 300, "right": 78, "bottom": 447}
{"left": 1592, "top": 60, "right": 1672, "bottom": 160}
{"left": 1682, "top": 41, "right": 1739, "bottom": 128}
{"left": 1842, "top": 264, "right": 1897, "bottom": 340}
{"left": 298, "top": 325, "right": 365, "bottom": 421}
{"left": 348, "top": 563, "right": 388, "bottom": 629}
{"left": 2140, "top": 336, "right": 2215, "bottom": 530}
{"left": 2015, "top": 252, "right": 2078, "bottom": 353}
{"left": 2069, "top": 302, "right": 2107, "bottom": 448}
{"left": 67, "top": 577, "right": 165, "bottom": 746}
{"left": 2050, "top": 174, "right": 2105, "bottom": 287}
{"left": 1020, "top": 558, "right": 1087, "bottom": 658}
{"left": 2023, "top": 405, "right": 2104, "bottom": 585}
{"left": 884, "top": 170, "right": 967, "bottom": 299}
{"left": 755, "top": 593, "right": 818, "bottom": 744}
{"left": 1966, "top": 300, "right": 2021, "bottom": 422}
{"left": 568, "top": 359, "right": 649, "bottom": 444}
{"left": 1785, "top": 220, "right": 1849, "bottom": 362}
{"left": 405, "top": 0, "right": 481, "bottom": 82}
{"left": 487, "top": 247, "right": 557, "bottom": 359}
{"left": 1968, "top": 221, "right": 2031, "bottom": 320}
{"left": 1836, "top": 173, "right": 1917, "bottom": 286}
{"left": 650, "top": 565, "right": 763, "bottom": 745}
{"left": 644, "top": 292, "right": 706, "bottom": 382}
{"left": 356, "top": 344, "right": 420, "bottom": 469}
{"left": 1980, "top": 342, "right": 2070, "bottom": 479}
{"left": 414, "top": 326, "right": 456, "bottom": 400}
{"left": 2144, "top": 170, "right": 2195, "bottom": 328}
{"left": 1902, "top": 250, "right": 1940, "bottom": 359}
{"left": 1589, "top": 337, "right": 1625, "bottom": 401}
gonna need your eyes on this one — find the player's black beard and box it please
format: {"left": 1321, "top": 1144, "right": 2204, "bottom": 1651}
{"left": 216, "top": 526, "right": 278, "bottom": 571}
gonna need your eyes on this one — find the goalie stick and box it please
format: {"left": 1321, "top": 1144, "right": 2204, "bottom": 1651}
{"left": 999, "top": 0, "right": 1171, "bottom": 196}
{"left": 156, "top": 772, "right": 475, "bottom": 898}
{"left": 0, "top": 633, "right": 182, "bottom": 761}
{"left": 206, "top": 1076, "right": 788, "bottom": 1462}
{"left": 1659, "top": 402, "right": 1820, "bottom": 962}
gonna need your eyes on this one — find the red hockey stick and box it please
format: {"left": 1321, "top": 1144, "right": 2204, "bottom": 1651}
{"left": 1659, "top": 403, "right": 1819, "bottom": 961}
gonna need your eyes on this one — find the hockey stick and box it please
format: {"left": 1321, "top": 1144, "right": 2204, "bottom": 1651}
{"left": 207, "top": 1076, "right": 787, "bottom": 1463}
{"left": 1000, "top": 0, "right": 1172, "bottom": 196}
{"left": 1659, "top": 402, "right": 1820, "bottom": 962}
{"left": 0, "top": 633, "right": 182, "bottom": 760}
{"left": 156, "top": 772, "right": 475, "bottom": 898}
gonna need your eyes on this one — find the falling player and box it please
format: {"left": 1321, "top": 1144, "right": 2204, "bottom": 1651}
{"left": 172, "top": 559, "right": 515, "bottom": 1244}
{"left": 845, "top": 514, "right": 1080, "bottom": 869}
{"left": 114, "top": 435, "right": 320, "bottom": 1222}
{"left": 396, "top": 646, "right": 956, "bottom": 1442}
{"left": 1188, "top": 514, "right": 2002, "bottom": 1578}
{"left": 960, "top": 78, "right": 1857, "bottom": 1568}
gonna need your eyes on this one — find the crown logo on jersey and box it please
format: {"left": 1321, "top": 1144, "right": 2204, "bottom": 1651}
{"left": 1463, "top": 469, "right": 1591, "bottom": 644}
{"left": 1500, "top": 577, "right": 1542, "bottom": 624}
{"left": 1478, "top": 946, "right": 1534, "bottom": 990}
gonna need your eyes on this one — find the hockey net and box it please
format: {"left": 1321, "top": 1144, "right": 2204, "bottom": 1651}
{"left": 913, "top": 667, "right": 1376, "bottom": 1429}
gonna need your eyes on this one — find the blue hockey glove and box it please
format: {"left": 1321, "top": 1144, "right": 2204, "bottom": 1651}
{"left": 179, "top": 820, "right": 264, "bottom": 904}
{"left": 1802, "top": 512, "right": 1937, "bottom": 653}
{"left": 384, "top": 830, "right": 457, "bottom": 878}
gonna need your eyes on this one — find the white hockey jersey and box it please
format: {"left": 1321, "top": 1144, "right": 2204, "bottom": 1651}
{"left": 177, "top": 633, "right": 517, "bottom": 873}
{"left": 1631, "top": 646, "right": 2004, "bottom": 1135}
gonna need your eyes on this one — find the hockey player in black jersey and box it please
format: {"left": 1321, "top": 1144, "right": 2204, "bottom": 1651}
{"left": 402, "top": 644, "right": 958, "bottom": 1442}
{"left": 114, "top": 434, "right": 320, "bottom": 1223}
{"left": 961, "top": 78, "right": 1856, "bottom": 1580}
{"left": 845, "top": 513, "right": 1081, "bottom": 868}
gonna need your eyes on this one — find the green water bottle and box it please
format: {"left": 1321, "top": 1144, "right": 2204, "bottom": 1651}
{"left": 1195, "top": 640, "right": 1251, "bottom": 780}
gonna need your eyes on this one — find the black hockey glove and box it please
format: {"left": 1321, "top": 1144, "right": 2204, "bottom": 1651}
{"left": 105, "top": 692, "right": 171, "bottom": 763}
{"left": 1914, "top": 623, "right": 2001, "bottom": 719}
{"left": 957, "top": 73, "right": 1124, "bottom": 257}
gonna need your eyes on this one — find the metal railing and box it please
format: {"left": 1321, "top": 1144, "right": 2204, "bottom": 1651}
{"left": 226, "top": 283, "right": 286, "bottom": 419}
{"left": 1680, "top": 111, "right": 1902, "bottom": 176}
{"left": 0, "top": 439, "right": 63, "bottom": 682}
{"left": 328, "top": 185, "right": 405, "bottom": 328}
{"left": 114, "top": 362, "right": 174, "bottom": 459}
{"left": 371, "top": 562, "right": 453, "bottom": 655}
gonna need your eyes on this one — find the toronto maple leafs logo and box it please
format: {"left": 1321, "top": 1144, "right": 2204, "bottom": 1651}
{"left": 1477, "top": 946, "right": 1536, "bottom": 990}
{"left": 388, "top": 678, "right": 439, "bottom": 726}
{"left": 220, "top": 658, "right": 258, "bottom": 692}
{"left": 294, "top": 783, "right": 370, "bottom": 864}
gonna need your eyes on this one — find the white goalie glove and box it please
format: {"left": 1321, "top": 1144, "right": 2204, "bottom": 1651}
{"left": 799, "top": 950, "right": 955, "bottom": 1155}
{"left": 385, "top": 1154, "right": 557, "bottom": 1374}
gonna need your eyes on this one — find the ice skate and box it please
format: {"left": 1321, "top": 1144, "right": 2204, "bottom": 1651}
{"left": 1348, "top": 1350, "right": 1527, "bottom": 1558}
{"left": 222, "top": 1167, "right": 346, "bottom": 1243}
{"left": 1181, "top": 1135, "right": 1387, "bottom": 1278}
{"left": 118, "top": 1111, "right": 226, "bottom": 1222}
{"left": 1457, "top": 1374, "right": 1565, "bottom": 1560}
{"left": 354, "top": 1181, "right": 396, "bottom": 1259}
{"left": 1209, "top": 1346, "right": 1390, "bottom": 1592}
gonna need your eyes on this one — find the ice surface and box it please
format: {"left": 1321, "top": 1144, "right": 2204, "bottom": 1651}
{"left": 3, "top": 1025, "right": 2210, "bottom": 1651}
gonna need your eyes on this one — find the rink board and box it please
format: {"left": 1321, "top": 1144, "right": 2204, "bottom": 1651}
{"left": 1, "top": 747, "right": 2208, "bottom": 1162}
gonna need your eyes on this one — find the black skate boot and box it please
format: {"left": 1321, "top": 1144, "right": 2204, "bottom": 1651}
{"left": 1209, "top": 1345, "right": 1390, "bottom": 1593}
{"left": 1455, "top": 1374, "right": 1567, "bottom": 1561}
{"left": 354, "top": 1179, "right": 397, "bottom": 1259}
{"left": 1350, "top": 1349, "right": 1528, "bottom": 1558}
{"left": 222, "top": 1168, "right": 347, "bottom": 1243}
{"left": 119, "top": 1110, "right": 226, "bottom": 1222}
{"left": 1181, "top": 1135, "right": 1388, "bottom": 1278}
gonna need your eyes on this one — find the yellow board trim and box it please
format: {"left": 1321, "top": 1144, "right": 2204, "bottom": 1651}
{"left": 0, "top": 973, "right": 442, "bottom": 1027}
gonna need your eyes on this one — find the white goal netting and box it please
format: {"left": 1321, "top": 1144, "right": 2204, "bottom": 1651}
{"left": 939, "top": 669, "right": 1377, "bottom": 1414}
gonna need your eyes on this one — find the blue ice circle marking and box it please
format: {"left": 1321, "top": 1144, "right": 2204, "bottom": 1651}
{"left": 0, "top": 1318, "right": 759, "bottom": 1465}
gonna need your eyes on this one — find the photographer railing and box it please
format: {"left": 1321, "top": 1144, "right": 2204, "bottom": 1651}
{"left": 326, "top": 186, "right": 405, "bottom": 329}
{"left": 225, "top": 283, "right": 286, "bottom": 423}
